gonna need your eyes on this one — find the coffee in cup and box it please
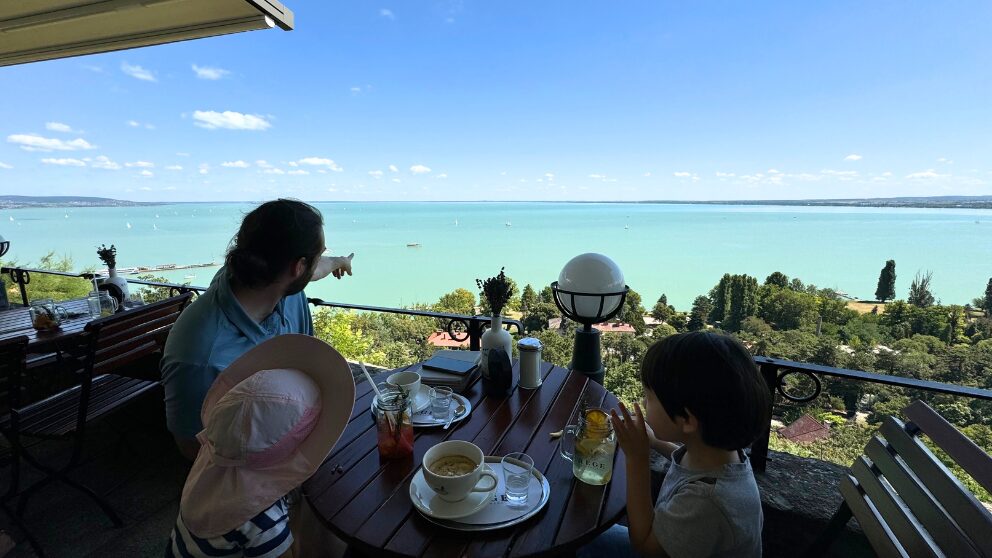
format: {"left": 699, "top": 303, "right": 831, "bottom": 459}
{"left": 422, "top": 440, "right": 497, "bottom": 502}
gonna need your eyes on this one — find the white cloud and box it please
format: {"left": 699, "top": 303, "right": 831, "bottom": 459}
{"left": 882, "top": 171, "right": 893, "bottom": 177}
{"left": 388, "top": 164, "right": 399, "bottom": 173}
{"left": 41, "top": 158, "right": 86, "bottom": 166}
{"left": 643, "top": 172, "right": 652, "bottom": 177}
{"left": 198, "top": 163, "right": 211, "bottom": 175}
{"left": 287, "top": 161, "right": 299, "bottom": 167}
{"left": 905, "top": 169, "right": 941, "bottom": 180}
{"left": 298, "top": 157, "right": 342, "bottom": 171}
{"left": 192, "top": 64, "right": 231, "bottom": 80}
{"left": 125, "top": 161, "right": 154, "bottom": 168}
{"left": 937, "top": 157, "right": 954, "bottom": 164}
{"left": 121, "top": 62, "right": 156, "bottom": 82}
{"left": 673, "top": 171, "right": 692, "bottom": 177}
{"left": 263, "top": 168, "right": 286, "bottom": 175}
{"left": 8, "top": 133, "right": 95, "bottom": 152}
{"left": 715, "top": 172, "right": 735, "bottom": 178}
{"left": 193, "top": 110, "right": 271, "bottom": 131}
{"left": 91, "top": 156, "right": 122, "bottom": 170}
{"left": 844, "top": 154, "right": 863, "bottom": 161}
{"left": 350, "top": 86, "right": 362, "bottom": 95}
{"left": 127, "top": 120, "right": 140, "bottom": 127}
{"left": 410, "top": 164, "right": 431, "bottom": 174}
{"left": 139, "top": 170, "right": 154, "bottom": 177}
{"left": 45, "top": 122, "right": 77, "bottom": 133}
{"left": 588, "top": 174, "right": 606, "bottom": 179}
{"left": 820, "top": 169, "right": 858, "bottom": 180}
{"left": 255, "top": 160, "right": 272, "bottom": 168}
{"left": 436, "top": 173, "right": 448, "bottom": 179}
{"left": 544, "top": 172, "right": 555, "bottom": 181}
{"left": 221, "top": 160, "right": 250, "bottom": 168}
{"left": 288, "top": 169, "right": 310, "bottom": 175}
{"left": 0, "top": 162, "right": 12, "bottom": 169}
{"left": 369, "top": 170, "right": 384, "bottom": 178}
{"left": 165, "top": 165, "right": 183, "bottom": 171}
{"left": 379, "top": 8, "right": 395, "bottom": 19}
{"left": 81, "top": 64, "right": 104, "bottom": 73}
{"left": 391, "top": 178, "right": 402, "bottom": 183}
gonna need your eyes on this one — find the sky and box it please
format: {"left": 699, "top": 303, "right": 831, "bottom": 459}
{"left": 1, "top": 1, "right": 991, "bottom": 202}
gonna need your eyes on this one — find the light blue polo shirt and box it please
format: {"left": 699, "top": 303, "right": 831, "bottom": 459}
{"left": 161, "top": 267, "right": 313, "bottom": 438}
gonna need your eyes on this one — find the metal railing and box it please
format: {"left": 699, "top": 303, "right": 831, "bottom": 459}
{"left": 6, "top": 265, "right": 989, "bottom": 473}
{"left": 1, "top": 266, "right": 522, "bottom": 350}
{"left": 749, "top": 355, "right": 992, "bottom": 472}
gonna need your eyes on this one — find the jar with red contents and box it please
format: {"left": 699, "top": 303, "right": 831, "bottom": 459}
{"left": 374, "top": 389, "right": 414, "bottom": 459}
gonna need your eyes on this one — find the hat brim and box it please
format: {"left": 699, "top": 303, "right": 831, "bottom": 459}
{"left": 202, "top": 333, "right": 355, "bottom": 469}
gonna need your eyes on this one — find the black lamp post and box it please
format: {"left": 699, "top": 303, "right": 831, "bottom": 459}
{"left": 551, "top": 253, "right": 629, "bottom": 384}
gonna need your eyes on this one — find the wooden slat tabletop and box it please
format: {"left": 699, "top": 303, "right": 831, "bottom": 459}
{"left": 0, "top": 299, "right": 93, "bottom": 354}
{"left": 303, "top": 360, "right": 627, "bottom": 558}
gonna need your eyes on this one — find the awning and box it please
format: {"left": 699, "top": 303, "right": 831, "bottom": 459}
{"left": 0, "top": 0, "right": 294, "bottom": 68}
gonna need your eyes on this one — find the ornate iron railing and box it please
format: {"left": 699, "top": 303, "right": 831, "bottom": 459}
{"left": 1, "top": 267, "right": 522, "bottom": 350}
{"left": 5, "top": 266, "right": 988, "bottom": 474}
{"left": 749, "top": 355, "right": 992, "bottom": 472}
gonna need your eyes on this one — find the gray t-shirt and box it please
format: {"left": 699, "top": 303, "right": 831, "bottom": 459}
{"left": 653, "top": 446, "right": 763, "bottom": 558}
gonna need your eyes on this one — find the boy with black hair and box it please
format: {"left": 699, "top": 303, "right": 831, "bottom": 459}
{"left": 581, "top": 331, "right": 770, "bottom": 557}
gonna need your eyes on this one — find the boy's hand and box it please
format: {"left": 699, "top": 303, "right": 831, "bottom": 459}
{"left": 611, "top": 402, "right": 650, "bottom": 464}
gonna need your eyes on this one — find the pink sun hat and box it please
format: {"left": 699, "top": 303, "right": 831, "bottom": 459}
{"left": 180, "top": 334, "right": 355, "bottom": 538}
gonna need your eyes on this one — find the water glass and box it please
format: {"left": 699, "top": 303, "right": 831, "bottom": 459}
{"left": 128, "top": 290, "right": 145, "bottom": 307}
{"left": 501, "top": 452, "right": 534, "bottom": 508}
{"left": 429, "top": 386, "right": 453, "bottom": 421}
{"left": 86, "top": 293, "right": 101, "bottom": 318}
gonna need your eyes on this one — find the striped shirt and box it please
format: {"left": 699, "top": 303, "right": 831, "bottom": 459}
{"left": 166, "top": 497, "right": 293, "bottom": 558}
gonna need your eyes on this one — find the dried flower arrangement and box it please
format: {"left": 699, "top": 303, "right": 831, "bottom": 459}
{"left": 476, "top": 267, "right": 515, "bottom": 317}
{"left": 96, "top": 244, "right": 117, "bottom": 269}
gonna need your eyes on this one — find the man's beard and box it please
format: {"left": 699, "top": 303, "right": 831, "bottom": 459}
{"left": 284, "top": 263, "right": 316, "bottom": 296}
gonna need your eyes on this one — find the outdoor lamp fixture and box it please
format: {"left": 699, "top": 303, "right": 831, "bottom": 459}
{"left": 0, "top": 234, "right": 9, "bottom": 310}
{"left": 0, "top": 234, "right": 8, "bottom": 258}
{"left": 551, "top": 253, "right": 629, "bottom": 384}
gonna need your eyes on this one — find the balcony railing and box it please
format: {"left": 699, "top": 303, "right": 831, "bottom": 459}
{"left": 5, "top": 265, "right": 991, "bottom": 474}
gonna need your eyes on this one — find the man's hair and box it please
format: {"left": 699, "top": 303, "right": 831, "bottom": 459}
{"left": 639, "top": 331, "right": 770, "bottom": 450}
{"left": 225, "top": 199, "right": 324, "bottom": 289}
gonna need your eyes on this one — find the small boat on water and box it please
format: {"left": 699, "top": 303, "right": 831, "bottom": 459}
{"left": 505, "top": 222, "right": 512, "bottom": 227}
{"left": 126, "top": 222, "right": 132, "bottom": 229}
{"left": 184, "top": 275, "right": 196, "bottom": 280}
{"left": 407, "top": 243, "right": 421, "bottom": 248}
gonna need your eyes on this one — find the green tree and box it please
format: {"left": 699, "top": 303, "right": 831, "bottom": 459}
{"left": 983, "top": 278, "right": 992, "bottom": 316}
{"left": 520, "top": 284, "right": 538, "bottom": 312}
{"left": 687, "top": 296, "right": 712, "bottom": 331}
{"left": 651, "top": 294, "right": 675, "bottom": 323}
{"left": 539, "top": 285, "right": 554, "bottom": 304}
{"left": 908, "top": 270, "right": 935, "bottom": 308}
{"left": 435, "top": 288, "right": 476, "bottom": 315}
{"left": 4, "top": 252, "right": 92, "bottom": 302}
{"left": 522, "top": 302, "right": 558, "bottom": 333}
{"left": 758, "top": 286, "right": 820, "bottom": 330}
{"left": 765, "top": 271, "right": 789, "bottom": 288}
{"left": 875, "top": 260, "right": 897, "bottom": 302}
{"left": 726, "top": 274, "right": 759, "bottom": 331}
{"left": 312, "top": 309, "right": 375, "bottom": 361}
{"left": 667, "top": 312, "right": 689, "bottom": 332}
{"left": 619, "top": 289, "right": 647, "bottom": 335}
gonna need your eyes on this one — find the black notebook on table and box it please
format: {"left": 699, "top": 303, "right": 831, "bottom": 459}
{"left": 418, "top": 350, "right": 481, "bottom": 392}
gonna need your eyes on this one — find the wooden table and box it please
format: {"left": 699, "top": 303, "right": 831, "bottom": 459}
{"left": 303, "top": 360, "right": 627, "bottom": 558}
{"left": 0, "top": 298, "right": 94, "bottom": 354}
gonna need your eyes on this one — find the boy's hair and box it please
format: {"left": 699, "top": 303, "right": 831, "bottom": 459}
{"left": 225, "top": 199, "right": 324, "bottom": 289}
{"left": 639, "top": 331, "right": 770, "bottom": 450}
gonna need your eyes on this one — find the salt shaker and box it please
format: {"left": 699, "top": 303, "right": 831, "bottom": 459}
{"left": 517, "top": 337, "right": 543, "bottom": 389}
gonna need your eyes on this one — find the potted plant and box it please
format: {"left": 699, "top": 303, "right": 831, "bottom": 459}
{"left": 477, "top": 268, "right": 515, "bottom": 375}
{"left": 96, "top": 243, "right": 129, "bottom": 304}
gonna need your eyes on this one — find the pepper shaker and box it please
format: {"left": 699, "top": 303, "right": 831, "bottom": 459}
{"left": 517, "top": 337, "right": 543, "bottom": 389}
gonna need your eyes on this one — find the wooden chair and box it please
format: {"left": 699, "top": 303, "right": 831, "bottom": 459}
{"left": 0, "top": 293, "right": 192, "bottom": 557}
{"left": 810, "top": 400, "right": 992, "bottom": 558}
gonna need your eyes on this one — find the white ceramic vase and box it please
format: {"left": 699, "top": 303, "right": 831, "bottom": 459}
{"left": 480, "top": 315, "right": 513, "bottom": 372}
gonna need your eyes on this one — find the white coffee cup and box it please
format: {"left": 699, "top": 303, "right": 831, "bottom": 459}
{"left": 386, "top": 370, "right": 421, "bottom": 400}
{"left": 423, "top": 441, "right": 498, "bottom": 502}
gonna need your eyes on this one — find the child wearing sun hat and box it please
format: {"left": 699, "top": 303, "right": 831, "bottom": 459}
{"left": 166, "top": 335, "right": 355, "bottom": 558}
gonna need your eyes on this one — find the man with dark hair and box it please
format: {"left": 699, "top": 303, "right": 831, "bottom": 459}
{"left": 162, "top": 199, "right": 354, "bottom": 460}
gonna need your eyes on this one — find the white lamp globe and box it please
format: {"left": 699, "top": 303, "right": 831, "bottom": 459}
{"left": 556, "top": 253, "right": 625, "bottom": 320}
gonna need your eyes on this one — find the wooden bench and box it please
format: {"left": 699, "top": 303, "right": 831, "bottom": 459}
{"left": 810, "top": 400, "right": 992, "bottom": 557}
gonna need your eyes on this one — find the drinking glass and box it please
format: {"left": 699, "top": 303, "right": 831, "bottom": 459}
{"left": 429, "top": 386, "right": 453, "bottom": 421}
{"left": 501, "top": 452, "right": 534, "bottom": 508}
{"left": 97, "top": 292, "right": 119, "bottom": 317}
{"left": 127, "top": 290, "right": 145, "bottom": 307}
{"left": 86, "top": 293, "right": 101, "bottom": 318}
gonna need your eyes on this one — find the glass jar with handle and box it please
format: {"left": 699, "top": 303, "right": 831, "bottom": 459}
{"left": 374, "top": 388, "right": 414, "bottom": 460}
{"left": 28, "top": 299, "right": 69, "bottom": 331}
{"left": 559, "top": 408, "right": 616, "bottom": 485}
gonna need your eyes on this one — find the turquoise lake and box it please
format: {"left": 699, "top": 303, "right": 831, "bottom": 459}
{"left": 2, "top": 202, "right": 990, "bottom": 310}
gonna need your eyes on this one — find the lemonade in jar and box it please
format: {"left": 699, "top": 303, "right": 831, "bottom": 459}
{"left": 559, "top": 408, "right": 616, "bottom": 485}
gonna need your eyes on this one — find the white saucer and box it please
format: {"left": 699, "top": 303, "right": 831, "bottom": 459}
{"left": 370, "top": 385, "right": 431, "bottom": 414}
{"left": 410, "top": 393, "right": 472, "bottom": 428}
{"left": 409, "top": 465, "right": 496, "bottom": 520}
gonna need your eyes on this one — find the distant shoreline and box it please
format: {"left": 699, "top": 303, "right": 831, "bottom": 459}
{"left": 3, "top": 195, "right": 992, "bottom": 210}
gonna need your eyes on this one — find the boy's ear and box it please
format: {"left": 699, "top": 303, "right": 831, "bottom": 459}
{"left": 680, "top": 409, "right": 699, "bottom": 435}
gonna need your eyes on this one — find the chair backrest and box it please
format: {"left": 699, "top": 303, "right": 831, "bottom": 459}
{"left": 0, "top": 335, "right": 29, "bottom": 418}
{"left": 82, "top": 292, "right": 193, "bottom": 376}
{"left": 840, "top": 400, "right": 992, "bottom": 558}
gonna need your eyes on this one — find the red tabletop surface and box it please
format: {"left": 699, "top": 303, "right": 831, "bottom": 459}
{"left": 303, "top": 360, "right": 627, "bottom": 558}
